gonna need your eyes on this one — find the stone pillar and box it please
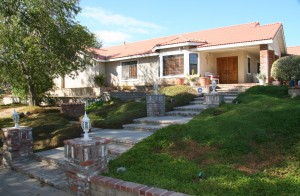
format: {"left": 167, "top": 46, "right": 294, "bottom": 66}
{"left": 204, "top": 93, "right": 224, "bottom": 106}
{"left": 2, "top": 127, "right": 33, "bottom": 167}
{"left": 146, "top": 94, "right": 165, "bottom": 117}
{"left": 260, "top": 44, "right": 275, "bottom": 83}
{"left": 64, "top": 137, "right": 110, "bottom": 196}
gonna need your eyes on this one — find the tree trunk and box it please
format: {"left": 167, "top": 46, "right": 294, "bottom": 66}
{"left": 28, "top": 80, "right": 38, "bottom": 106}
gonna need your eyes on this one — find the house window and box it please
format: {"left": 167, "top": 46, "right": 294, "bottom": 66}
{"left": 257, "top": 62, "right": 260, "bottom": 74}
{"left": 122, "top": 61, "right": 137, "bottom": 80}
{"left": 247, "top": 57, "right": 251, "bottom": 73}
{"left": 163, "top": 54, "right": 184, "bottom": 76}
{"left": 189, "top": 53, "right": 198, "bottom": 75}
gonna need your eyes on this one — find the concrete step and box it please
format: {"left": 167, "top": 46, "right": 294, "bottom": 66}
{"left": 224, "top": 96, "right": 237, "bottom": 100}
{"left": 108, "top": 142, "right": 133, "bottom": 160}
{"left": 122, "top": 123, "right": 167, "bottom": 132}
{"left": 166, "top": 110, "right": 200, "bottom": 117}
{"left": 216, "top": 90, "right": 240, "bottom": 94}
{"left": 194, "top": 97, "right": 205, "bottom": 101}
{"left": 173, "top": 105, "right": 207, "bottom": 112}
{"left": 33, "top": 147, "right": 65, "bottom": 168}
{"left": 8, "top": 158, "right": 67, "bottom": 191}
{"left": 190, "top": 100, "right": 204, "bottom": 105}
{"left": 133, "top": 116, "right": 192, "bottom": 125}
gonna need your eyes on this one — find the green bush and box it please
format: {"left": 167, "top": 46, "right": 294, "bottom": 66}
{"left": 159, "top": 85, "right": 197, "bottom": 111}
{"left": 94, "top": 73, "right": 106, "bottom": 87}
{"left": 271, "top": 56, "right": 300, "bottom": 81}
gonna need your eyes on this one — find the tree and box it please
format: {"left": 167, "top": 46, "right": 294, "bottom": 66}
{"left": 271, "top": 55, "right": 300, "bottom": 82}
{"left": 0, "top": 0, "right": 99, "bottom": 105}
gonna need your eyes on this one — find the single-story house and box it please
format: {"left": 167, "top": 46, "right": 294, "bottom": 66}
{"left": 287, "top": 46, "right": 300, "bottom": 56}
{"left": 53, "top": 22, "right": 298, "bottom": 97}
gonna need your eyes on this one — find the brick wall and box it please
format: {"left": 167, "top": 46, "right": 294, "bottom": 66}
{"left": 89, "top": 175, "right": 188, "bottom": 196}
{"left": 64, "top": 137, "right": 110, "bottom": 195}
{"left": 260, "top": 44, "right": 275, "bottom": 83}
{"left": 110, "top": 92, "right": 146, "bottom": 101}
{"left": 288, "top": 87, "right": 300, "bottom": 98}
{"left": 60, "top": 103, "right": 85, "bottom": 117}
{"left": 2, "top": 127, "right": 33, "bottom": 167}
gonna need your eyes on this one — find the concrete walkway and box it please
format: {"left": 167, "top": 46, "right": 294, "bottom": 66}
{"left": 0, "top": 165, "right": 72, "bottom": 196}
{"left": 90, "top": 128, "right": 153, "bottom": 143}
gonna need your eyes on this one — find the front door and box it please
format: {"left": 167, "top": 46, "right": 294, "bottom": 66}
{"left": 217, "top": 56, "right": 238, "bottom": 84}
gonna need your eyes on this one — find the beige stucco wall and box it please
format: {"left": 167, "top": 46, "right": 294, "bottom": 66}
{"left": 53, "top": 62, "right": 105, "bottom": 89}
{"left": 106, "top": 56, "right": 159, "bottom": 87}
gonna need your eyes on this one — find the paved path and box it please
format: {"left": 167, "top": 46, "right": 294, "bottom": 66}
{"left": 90, "top": 128, "right": 153, "bottom": 143}
{"left": 0, "top": 166, "right": 72, "bottom": 196}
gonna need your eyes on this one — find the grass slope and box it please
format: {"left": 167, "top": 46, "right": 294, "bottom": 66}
{"left": 0, "top": 107, "right": 82, "bottom": 152}
{"left": 89, "top": 85, "right": 196, "bottom": 128}
{"left": 106, "top": 86, "right": 300, "bottom": 195}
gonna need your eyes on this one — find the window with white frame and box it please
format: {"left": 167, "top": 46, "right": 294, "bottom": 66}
{"left": 247, "top": 57, "right": 251, "bottom": 73}
{"left": 189, "top": 53, "right": 198, "bottom": 75}
{"left": 163, "top": 54, "right": 184, "bottom": 76}
{"left": 257, "top": 62, "right": 260, "bottom": 74}
{"left": 122, "top": 61, "right": 137, "bottom": 80}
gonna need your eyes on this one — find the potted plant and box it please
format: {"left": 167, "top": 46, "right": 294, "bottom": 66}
{"left": 186, "top": 70, "right": 199, "bottom": 87}
{"left": 189, "top": 76, "right": 197, "bottom": 87}
{"left": 176, "top": 78, "right": 185, "bottom": 85}
{"left": 256, "top": 73, "right": 266, "bottom": 85}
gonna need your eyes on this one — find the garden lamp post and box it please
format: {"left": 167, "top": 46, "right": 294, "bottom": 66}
{"left": 12, "top": 109, "right": 20, "bottom": 128}
{"left": 81, "top": 112, "right": 91, "bottom": 141}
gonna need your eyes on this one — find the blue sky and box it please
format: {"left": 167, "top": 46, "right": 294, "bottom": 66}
{"left": 77, "top": 0, "right": 300, "bottom": 48}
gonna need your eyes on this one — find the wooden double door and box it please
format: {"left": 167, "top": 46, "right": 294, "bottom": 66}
{"left": 217, "top": 56, "right": 238, "bottom": 84}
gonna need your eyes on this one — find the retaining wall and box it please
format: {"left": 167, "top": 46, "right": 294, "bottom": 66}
{"left": 90, "top": 175, "right": 188, "bottom": 196}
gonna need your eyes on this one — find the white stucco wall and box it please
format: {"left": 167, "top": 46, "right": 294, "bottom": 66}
{"left": 54, "top": 62, "right": 105, "bottom": 89}
{"left": 106, "top": 56, "right": 159, "bottom": 87}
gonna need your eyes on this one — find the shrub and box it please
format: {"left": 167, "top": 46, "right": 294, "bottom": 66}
{"left": 271, "top": 56, "right": 300, "bottom": 81}
{"left": 94, "top": 73, "right": 106, "bottom": 87}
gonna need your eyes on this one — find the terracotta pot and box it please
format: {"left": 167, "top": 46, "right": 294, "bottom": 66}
{"left": 199, "top": 77, "right": 210, "bottom": 87}
{"left": 176, "top": 78, "right": 184, "bottom": 85}
{"left": 272, "top": 80, "right": 281, "bottom": 86}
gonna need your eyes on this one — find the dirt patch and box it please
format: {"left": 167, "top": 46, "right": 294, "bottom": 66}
{"left": 235, "top": 143, "right": 285, "bottom": 174}
{"left": 164, "top": 140, "right": 220, "bottom": 165}
{"left": 0, "top": 107, "right": 27, "bottom": 118}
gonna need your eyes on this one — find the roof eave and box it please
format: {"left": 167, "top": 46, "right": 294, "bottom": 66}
{"left": 152, "top": 42, "right": 204, "bottom": 52}
{"left": 94, "top": 52, "right": 160, "bottom": 62}
{"left": 195, "top": 40, "right": 274, "bottom": 51}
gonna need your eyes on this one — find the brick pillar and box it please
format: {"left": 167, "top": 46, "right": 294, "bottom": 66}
{"left": 2, "top": 127, "right": 33, "bottom": 167}
{"left": 260, "top": 44, "right": 275, "bottom": 83}
{"left": 146, "top": 94, "right": 165, "bottom": 117}
{"left": 64, "top": 137, "right": 110, "bottom": 196}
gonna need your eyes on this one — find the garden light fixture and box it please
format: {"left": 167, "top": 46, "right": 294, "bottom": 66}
{"left": 81, "top": 112, "right": 91, "bottom": 141}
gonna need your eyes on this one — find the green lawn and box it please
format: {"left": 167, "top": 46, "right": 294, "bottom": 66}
{"left": 106, "top": 86, "right": 300, "bottom": 195}
{"left": 0, "top": 107, "right": 82, "bottom": 152}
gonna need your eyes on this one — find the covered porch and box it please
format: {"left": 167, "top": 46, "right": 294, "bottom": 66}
{"left": 197, "top": 44, "right": 279, "bottom": 85}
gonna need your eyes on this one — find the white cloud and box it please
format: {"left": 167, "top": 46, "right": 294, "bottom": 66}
{"left": 94, "top": 30, "right": 131, "bottom": 46}
{"left": 79, "top": 6, "right": 163, "bottom": 46}
{"left": 80, "top": 6, "right": 162, "bottom": 33}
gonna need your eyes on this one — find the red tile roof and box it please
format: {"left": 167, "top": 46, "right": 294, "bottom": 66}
{"left": 92, "top": 22, "right": 282, "bottom": 60}
{"left": 287, "top": 46, "right": 300, "bottom": 56}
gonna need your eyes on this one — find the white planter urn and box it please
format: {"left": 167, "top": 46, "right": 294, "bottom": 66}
{"left": 190, "top": 81, "right": 195, "bottom": 87}
{"left": 259, "top": 79, "right": 265, "bottom": 85}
